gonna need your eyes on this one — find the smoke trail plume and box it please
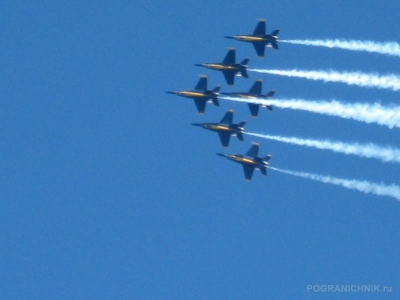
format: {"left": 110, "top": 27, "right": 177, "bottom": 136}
{"left": 280, "top": 39, "right": 400, "bottom": 57}
{"left": 246, "top": 132, "right": 400, "bottom": 164}
{"left": 249, "top": 69, "right": 400, "bottom": 91}
{"left": 220, "top": 96, "right": 400, "bottom": 129}
{"left": 269, "top": 167, "right": 400, "bottom": 201}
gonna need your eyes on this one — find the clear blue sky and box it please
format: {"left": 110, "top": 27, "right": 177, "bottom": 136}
{"left": 1, "top": 1, "right": 399, "bottom": 299}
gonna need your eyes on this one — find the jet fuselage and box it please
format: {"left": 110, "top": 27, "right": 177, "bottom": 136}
{"left": 228, "top": 34, "right": 278, "bottom": 44}
{"left": 192, "top": 123, "right": 244, "bottom": 134}
{"left": 196, "top": 63, "right": 243, "bottom": 71}
{"left": 222, "top": 92, "right": 262, "bottom": 99}
{"left": 219, "top": 154, "right": 269, "bottom": 168}
{"left": 221, "top": 92, "right": 273, "bottom": 110}
{"left": 167, "top": 90, "right": 218, "bottom": 100}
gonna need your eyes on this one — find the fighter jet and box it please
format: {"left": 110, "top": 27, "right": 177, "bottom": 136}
{"left": 192, "top": 110, "right": 246, "bottom": 147}
{"left": 225, "top": 19, "right": 279, "bottom": 57}
{"left": 221, "top": 79, "right": 275, "bottom": 117}
{"left": 195, "top": 48, "right": 249, "bottom": 86}
{"left": 217, "top": 142, "right": 272, "bottom": 181}
{"left": 166, "top": 75, "right": 220, "bottom": 114}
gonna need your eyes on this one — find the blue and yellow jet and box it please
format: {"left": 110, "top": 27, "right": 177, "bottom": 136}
{"left": 217, "top": 143, "right": 272, "bottom": 181}
{"left": 221, "top": 79, "right": 275, "bottom": 117}
{"left": 225, "top": 19, "right": 279, "bottom": 58}
{"left": 195, "top": 49, "right": 249, "bottom": 86}
{"left": 166, "top": 75, "right": 220, "bottom": 114}
{"left": 192, "top": 110, "right": 246, "bottom": 147}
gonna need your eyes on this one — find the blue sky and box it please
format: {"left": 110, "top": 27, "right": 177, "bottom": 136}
{"left": 1, "top": 1, "right": 399, "bottom": 299}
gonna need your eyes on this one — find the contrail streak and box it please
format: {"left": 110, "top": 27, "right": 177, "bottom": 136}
{"left": 249, "top": 69, "right": 400, "bottom": 91}
{"left": 269, "top": 167, "right": 400, "bottom": 201}
{"left": 246, "top": 132, "right": 400, "bottom": 164}
{"left": 280, "top": 39, "right": 400, "bottom": 57}
{"left": 220, "top": 96, "right": 400, "bottom": 129}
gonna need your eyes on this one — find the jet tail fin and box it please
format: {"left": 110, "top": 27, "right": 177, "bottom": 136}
{"left": 212, "top": 98, "right": 220, "bottom": 106}
{"left": 236, "top": 132, "right": 244, "bottom": 141}
{"left": 271, "top": 41, "right": 279, "bottom": 50}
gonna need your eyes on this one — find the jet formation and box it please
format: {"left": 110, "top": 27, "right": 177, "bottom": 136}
{"left": 167, "top": 19, "right": 279, "bottom": 180}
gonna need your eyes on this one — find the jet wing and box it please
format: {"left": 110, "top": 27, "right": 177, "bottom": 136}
{"left": 249, "top": 80, "right": 262, "bottom": 94}
{"left": 252, "top": 42, "right": 265, "bottom": 57}
{"left": 248, "top": 103, "right": 260, "bottom": 117}
{"left": 253, "top": 20, "right": 266, "bottom": 35}
{"left": 242, "top": 165, "right": 255, "bottom": 180}
{"left": 193, "top": 99, "right": 206, "bottom": 114}
{"left": 194, "top": 76, "right": 207, "bottom": 91}
{"left": 218, "top": 132, "right": 231, "bottom": 148}
{"left": 222, "top": 70, "right": 235, "bottom": 86}
{"left": 223, "top": 49, "right": 236, "bottom": 65}
{"left": 246, "top": 143, "right": 259, "bottom": 158}
{"left": 220, "top": 110, "right": 233, "bottom": 125}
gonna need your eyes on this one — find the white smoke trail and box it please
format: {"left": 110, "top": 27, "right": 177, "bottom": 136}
{"left": 280, "top": 39, "right": 400, "bottom": 57}
{"left": 249, "top": 69, "right": 400, "bottom": 91}
{"left": 269, "top": 167, "right": 400, "bottom": 201}
{"left": 220, "top": 96, "right": 400, "bottom": 129}
{"left": 246, "top": 132, "right": 400, "bottom": 164}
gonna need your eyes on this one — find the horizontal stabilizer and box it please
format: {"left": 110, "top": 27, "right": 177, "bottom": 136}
{"left": 240, "top": 69, "right": 249, "bottom": 78}
{"left": 238, "top": 121, "right": 246, "bottom": 128}
{"left": 236, "top": 132, "right": 244, "bottom": 141}
{"left": 266, "top": 90, "right": 275, "bottom": 98}
{"left": 213, "top": 85, "right": 221, "bottom": 93}
{"left": 271, "top": 41, "right": 279, "bottom": 50}
{"left": 264, "top": 155, "right": 272, "bottom": 162}
{"left": 260, "top": 167, "right": 267, "bottom": 176}
{"left": 212, "top": 98, "right": 220, "bottom": 106}
{"left": 271, "top": 29, "right": 279, "bottom": 37}
{"left": 241, "top": 58, "right": 249, "bottom": 66}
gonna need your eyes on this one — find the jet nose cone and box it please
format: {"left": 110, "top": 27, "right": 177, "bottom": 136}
{"left": 224, "top": 36, "right": 234, "bottom": 39}
{"left": 166, "top": 91, "right": 177, "bottom": 94}
{"left": 194, "top": 64, "right": 204, "bottom": 67}
{"left": 191, "top": 123, "right": 201, "bottom": 127}
{"left": 217, "top": 153, "right": 227, "bottom": 157}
